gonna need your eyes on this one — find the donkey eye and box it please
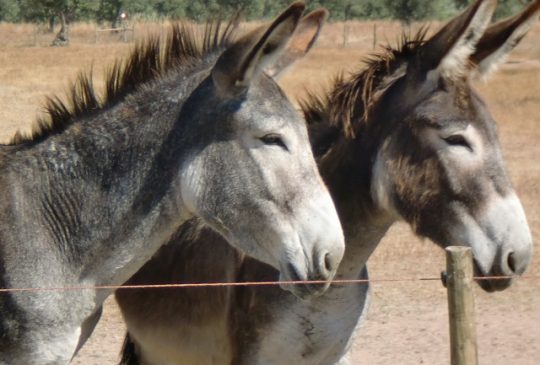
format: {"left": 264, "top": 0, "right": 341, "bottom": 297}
{"left": 259, "top": 134, "right": 288, "bottom": 150}
{"left": 443, "top": 135, "right": 471, "bottom": 150}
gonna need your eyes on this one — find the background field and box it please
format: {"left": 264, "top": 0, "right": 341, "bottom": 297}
{"left": 1, "top": 21, "right": 539, "bottom": 364}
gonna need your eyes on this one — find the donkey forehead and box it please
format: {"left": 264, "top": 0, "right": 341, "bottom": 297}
{"left": 234, "top": 76, "right": 305, "bottom": 129}
{"left": 247, "top": 74, "right": 296, "bottom": 110}
{"left": 234, "top": 111, "right": 308, "bottom": 142}
{"left": 411, "top": 80, "right": 497, "bottom": 134}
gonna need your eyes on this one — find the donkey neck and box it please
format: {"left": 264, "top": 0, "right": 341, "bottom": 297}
{"left": 5, "top": 68, "right": 211, "bottom": 296}
{"left": 304, "top": 52, "right": 410, "bottom": 280}
{"left": 318, "top": 139, "right": 395, "bottom": 280}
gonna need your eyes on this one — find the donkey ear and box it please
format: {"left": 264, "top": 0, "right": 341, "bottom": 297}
{"left": 265, "top": 8, "right": 328, "bottom": 80}
{"left": 471, "top": 0, "right": 540, "bottom": 78}
{"left": 211, "top": 2, "right": 305, "bottom": 98}
{"left": 417, "top": 0, "right": 496, "bottom": 78}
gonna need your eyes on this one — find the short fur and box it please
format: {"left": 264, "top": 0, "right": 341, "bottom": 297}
{"left": 116, "top": 1, "right": 536, "bottom": 364}
{"left": 0, "top": 3, "right": 346, "bottom": 363}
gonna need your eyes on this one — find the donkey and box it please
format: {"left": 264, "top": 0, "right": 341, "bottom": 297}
{"left": 0, "top": 3, "right": 346, "bottom": 363}
{"left": 116, "top": 0, "right": 537, "bottom": 364}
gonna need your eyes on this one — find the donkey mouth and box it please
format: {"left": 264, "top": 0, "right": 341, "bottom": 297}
{"left": 280, "top": 263, "right": 331, "bottom": 300}
{"left": 473, "top": 263, "right": 513, "bottom": 292}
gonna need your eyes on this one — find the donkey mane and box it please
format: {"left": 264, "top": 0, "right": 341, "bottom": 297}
{"left": 301, "top": 29, "right": 428, "bottom": 155}
{"left": 10, "top": 17, "right": 239, "bottom": 146}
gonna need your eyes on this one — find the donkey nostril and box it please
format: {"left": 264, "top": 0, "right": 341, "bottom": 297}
{"left": 324, "top": 252, "right": 333, "bottom": 273}
{"left": 507, "top": 252, "right": 516, "bottom": 274}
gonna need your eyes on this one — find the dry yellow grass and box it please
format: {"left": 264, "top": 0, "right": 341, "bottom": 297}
{"left": 1, "top": 21, "right": 539, "bottom": 364}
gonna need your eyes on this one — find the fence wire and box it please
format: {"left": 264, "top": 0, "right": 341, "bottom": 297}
{"left": 1, "top": 274, "right": 538, "bottom": 293}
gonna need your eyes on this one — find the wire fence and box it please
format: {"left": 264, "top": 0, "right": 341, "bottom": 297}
{"left": 1, "top": 274, "right": 538, "bottom": 293}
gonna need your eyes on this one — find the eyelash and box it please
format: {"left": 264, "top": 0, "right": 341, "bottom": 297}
{"left": 443, "top": 135, "right": 472, "bottom": 150}
{"left": 259, "top": 134, "right": 288, "bottom": 150}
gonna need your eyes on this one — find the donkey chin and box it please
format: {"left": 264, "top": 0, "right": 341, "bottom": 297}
{"left": 474, "top": 248, "right": 533, "bottom": 292}
{"left": 472, "top": 239, "right": 532, "bottom": 293}
{"left": 474, "top": 264, "right": 514, "bottom": 292}
{"left": 279, "top": 262, "right": 334, "bottom": 300}
{"left": 450, "top": 190, "right": 533, "bottom": 293}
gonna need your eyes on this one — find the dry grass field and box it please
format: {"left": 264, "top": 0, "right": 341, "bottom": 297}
{"left": 1, "top": 20, "right": 539, "bottom": 364}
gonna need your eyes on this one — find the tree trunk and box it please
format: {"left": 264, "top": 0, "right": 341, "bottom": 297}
{"left": 48, "top": 15, "right": 55, "bottom": 33}
{"left": 112, "top": 2, "right": 124, "bottom": 29}
{"left": 262, "top": 0, "right": 272, "bottom": 18}
{"left": 51, "top": 12, "right": 69, "bottom": 47}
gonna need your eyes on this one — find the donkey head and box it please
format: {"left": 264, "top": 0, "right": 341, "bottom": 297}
{"left": 179, "top": 3, "right": 344, "bottom": 299}
{"left": 371, "top": 0, "right": 536, "bottom": 291}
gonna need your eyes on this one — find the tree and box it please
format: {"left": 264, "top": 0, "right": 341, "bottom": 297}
{"left": 452, "top": 0, "right": 530, "bottom": 19}
{"left": 383, "top": 0, "right": 456, "bottom": 24}
{"left": 9, "top": 0, "right": 530, "bottom": 25}
{"left": 354, "top": 0, "right": 390, "bottom": 20}
{"left": 488, "top": 0, "right": 528, "bottom": 19}
{"left": 259, "top": 0, "right": 292, "bottom": 18}
{"left": 183, "top": 0, "right": 220, "bottom": 21}
{"left": 40, "top": 1, "right": 97, "bottom": 45}
{"left": 152, "top": 0, "right": 188, "bottom": 20}
{"left": 96, "top": 0, "right": 155, "bottom": 27}
{"left": 216, "top": 0, "right": 265, "bottom": 19}
{"left": 306, "top": 0, "right": 381, "bottom": 21}
{"left": 0, "top": 0, "right": 20, "bottom": 22}
{"left": 17, "top": 0, "right": 98, "bottom": 41}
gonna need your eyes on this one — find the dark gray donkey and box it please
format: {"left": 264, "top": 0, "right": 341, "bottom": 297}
{"left": 116, "top": 0, "right": 536, "bottom": 364}
{"left": 0, "top": 3, "right": 346, "bottom": 363}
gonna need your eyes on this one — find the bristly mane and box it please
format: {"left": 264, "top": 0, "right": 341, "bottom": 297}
{"left": 10, "top": 17, "right": 239, "bottom": 146}
{"left": 301, "top": 28, "right": 428, "bottom": 155}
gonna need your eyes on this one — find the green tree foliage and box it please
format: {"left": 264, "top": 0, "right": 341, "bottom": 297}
{"left": 454, "top": 0, "right": 529, "bottom": 19}
{"left": 260, "top": 0, "right": 300, "bottom": 18}
{"left": 96, "top": 0, "right": 155, "bottom": 25}
{"left": 495, "top": 0, "right": 529, "bottom": 19}
{"left": 17, "top": 0, "right": 99, "bottom": 22}
{"left": 308, "top": 0, "right": 388, "bottom": 20}
{"left": 152, "top": 0, "right": 188, "bottom": 19}
{"left": 383, "top": 0, "right": 457, "bottom": 24}
{"left": 0, "top": 0, "right": 20, "bottom": 22}
{"left": 0, "top": 0, "right": 534, "bottom": 24}
{"left": 184, "top": 0, "right": 221, "bottom": 21}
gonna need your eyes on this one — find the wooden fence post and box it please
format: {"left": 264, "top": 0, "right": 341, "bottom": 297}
{"left": 33, "top": 25, "right": 39, "bottom": 47}
{"left": 342, "top": 22, "right": 349, "bottom": 48}
{"left": 445, "top": 246, "right": 478, "bottom": 365}
{"left": 372, "top": 23, "right": 377, "bottom": 49}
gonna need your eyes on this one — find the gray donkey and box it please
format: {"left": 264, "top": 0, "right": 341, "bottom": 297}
{"left": 0, "top": 3, "right": 346, "bottom": 364}
{"left": 116, "top": 0, "right": 536, "bottom": 364}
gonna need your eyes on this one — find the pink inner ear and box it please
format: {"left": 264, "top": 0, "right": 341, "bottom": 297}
{"left": 288, "top": 26, "right": 320, "bottom": 54}
{"left": 263, "top": 10, "right": 327, "bottom": 79}
{"left": 293, "top": 9, "right": 327, "bottom": 52}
